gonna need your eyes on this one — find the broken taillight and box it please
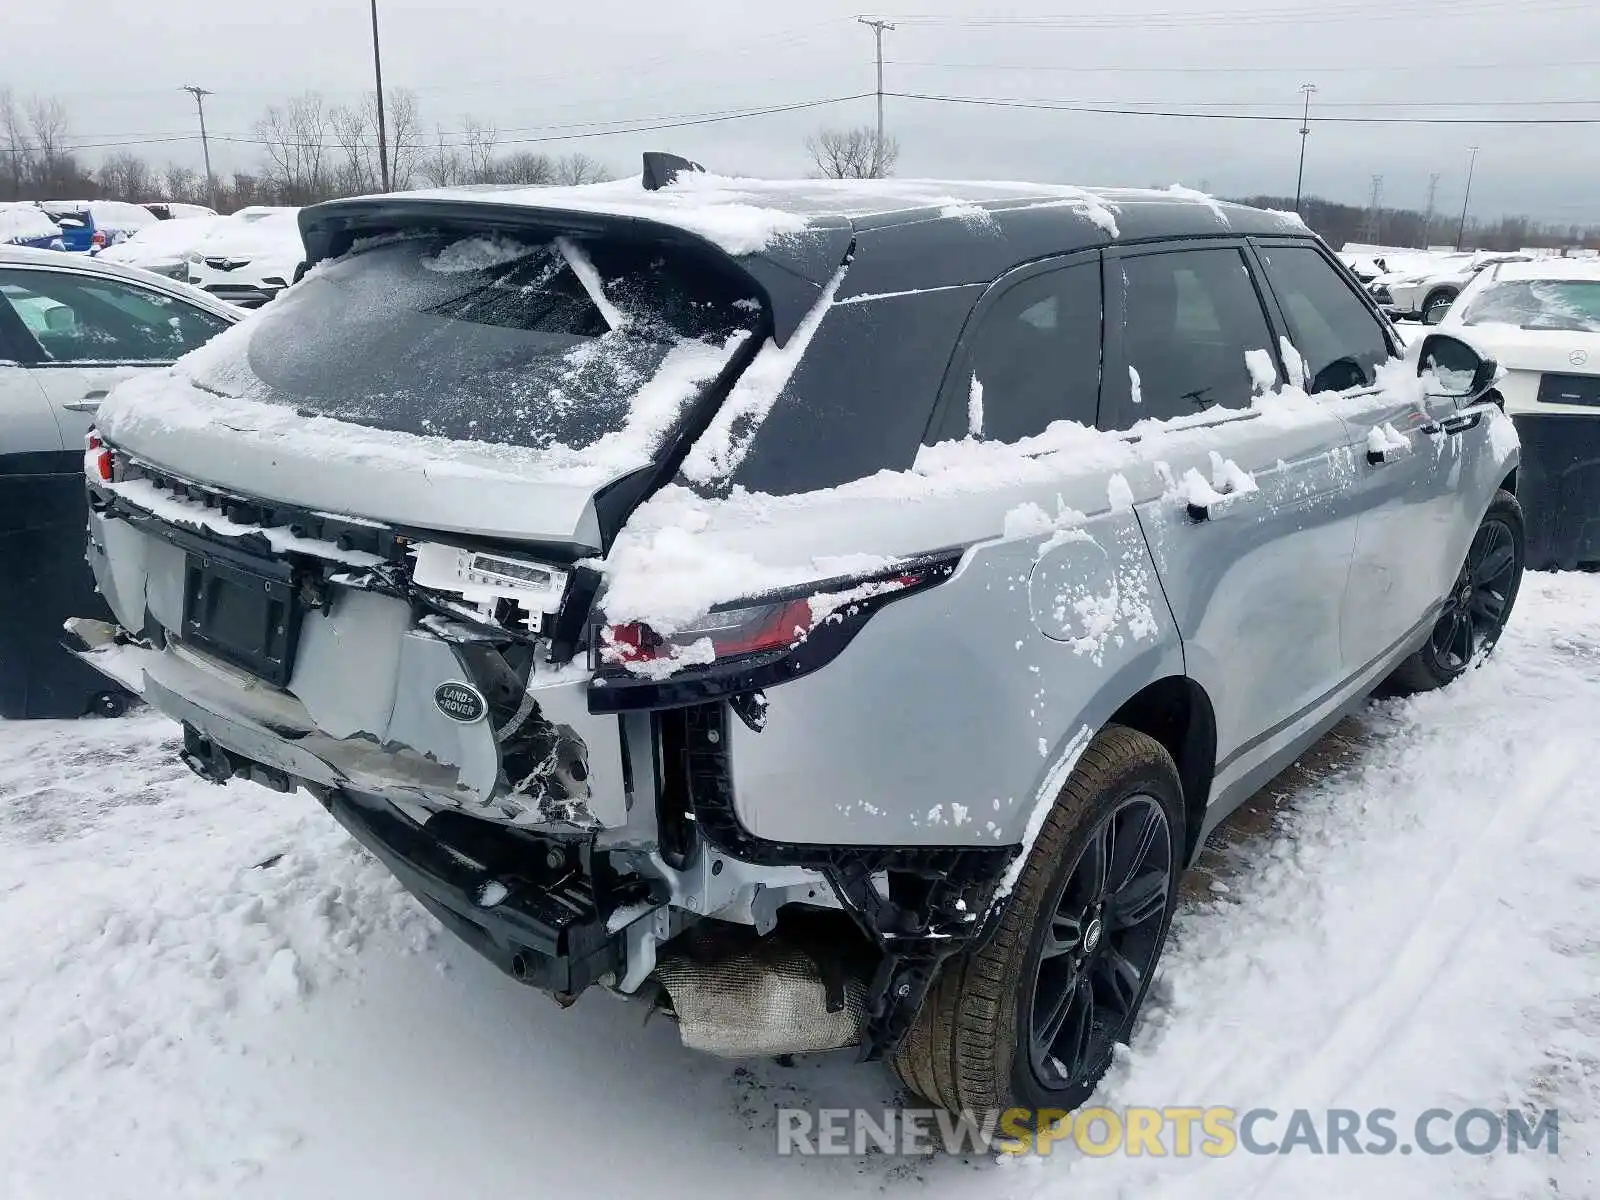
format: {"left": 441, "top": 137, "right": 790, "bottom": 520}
{"left": 84, "top": 431, "right": 113, "bottom": 483}
{"left": 597, "top": 561, "right": 955, "bottom": 681}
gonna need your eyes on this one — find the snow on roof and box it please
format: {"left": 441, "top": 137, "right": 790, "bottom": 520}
{"left": 0, "top": 203, "right": 59, "bottom": 244}
{"left": 375, "top": 173, "right": 1136, "bottom": 254}
{"left": 87, "top": 200, "right": 159, "bottom": 231}
{"left": 96, "top": 216, "right": 221, "bottom": 262}
{"left": 1489, "top": 257, "right": 1600, "bottom": 283}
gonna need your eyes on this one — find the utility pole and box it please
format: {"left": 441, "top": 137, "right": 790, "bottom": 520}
{"left": 1421, "top": 172, "right": 1440, "bottom": 247}
{"left": 370, "top": 0, "right": 390, "bottom": 192}
{"left": 1455, "top": 146, "right": 1479, "bottom": 251}
{"left": 1293, "top": 83, "right": 1317, "bottom": 215}
{"left": 181, "top": 85, "right": 217, "bottom": 210}
{"left": 858, "top": 16, "right": 895, "bottom": 177}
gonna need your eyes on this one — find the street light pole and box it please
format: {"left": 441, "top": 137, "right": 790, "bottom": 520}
{"left": 1293, "top": 82, "right": 1317, "bottom": 215}
{"left": 181, "top": 85, "right": 217, "bottom": 210}
{"left": 1455, "top": 145, "right": 1479, "bottom": 251}
{"left": 370, "top": 0, "right": 390, "bottom": 192}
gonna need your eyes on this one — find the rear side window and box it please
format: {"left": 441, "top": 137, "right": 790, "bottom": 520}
{"left": 1117, "top": 247, "right": 1275, "bottom": 425}
{"left": 195, "top": 232, "right": 761, "bottom": 463}
{"left": 1256, "top": 243, "right": 1392, "bottom": 392}
{"left": 963, "top": 261, "right": 1102, "bottom": 441}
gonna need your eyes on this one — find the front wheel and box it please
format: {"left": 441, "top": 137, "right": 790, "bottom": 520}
{"left": 1421, "top": 287, "right": 1458, "bottom": 323}
{"left": 893, "top": 726, "right": 1184, "bottom": 1116}
{"left": 1388, "top": 489, "right": 1524, "bottom": 694}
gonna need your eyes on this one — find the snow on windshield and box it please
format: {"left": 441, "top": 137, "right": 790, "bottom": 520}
{"left": 1462, "top": 279, "right": 1600, "bottom": 332}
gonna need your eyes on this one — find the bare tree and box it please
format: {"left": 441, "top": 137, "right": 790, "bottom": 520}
{"left": 420, "top": 125, "right": 463, "bottom": 188}
{"left": 162, "top": 162, "right": 203, "bottom": 205}
{"left": 1, "top": 88, "right": 28, "bottom": 201}
{"left": 329, "top": 100, "right": 378, "bottom": 195}
{"left": 383, "top": 88, "right": 423, "bottom": 191}
{"left": 255, "top": 92, "right": 331, "bottom": 204}
{"left": 553, "top": 152, "right": 610, "bottom": 185}
{"left": 489, "top": 150, "right": 556, "bottom": 186}
{"left": 460, "top": 116, "right": 497, "bottom": 183}
{"left": 97, "top": 151, "right": 155, "bottom": 201}
{"left": 26, "top": 95, "right": 81, "bottom": 195}
{"left": 805, "top": 126, "right": 899, "bottom": 180}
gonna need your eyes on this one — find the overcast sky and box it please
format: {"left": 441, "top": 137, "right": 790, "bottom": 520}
{"left": 7, "top": 0, "right": 1597, "bottom": 227}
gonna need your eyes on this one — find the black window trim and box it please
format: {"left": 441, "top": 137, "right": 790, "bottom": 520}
{"left": 1099, "top": 235, "right": 1287, "bottom": 434}
{"left": 920, "top": 247, "right": 1105, "bottom": 447}
{"left": 0, "top": 263, "right": 235, "bottom": 368}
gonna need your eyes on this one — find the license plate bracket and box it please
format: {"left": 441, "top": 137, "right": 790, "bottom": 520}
{"left": 182, "top": 553, "right": 302, "bottom": 686}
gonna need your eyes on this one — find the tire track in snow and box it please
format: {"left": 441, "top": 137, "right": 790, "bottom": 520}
{"left": 1215, "top": 737, "right": 1587, "bottom": 1200}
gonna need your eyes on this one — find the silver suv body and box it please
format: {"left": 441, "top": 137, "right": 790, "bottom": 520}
{"left": 73, "top": 172, "right": 1521, "bottom": 1114}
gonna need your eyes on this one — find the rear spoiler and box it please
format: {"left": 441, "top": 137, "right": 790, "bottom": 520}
{"left": 297, "top": 196, "right": 852, "bottom": 348}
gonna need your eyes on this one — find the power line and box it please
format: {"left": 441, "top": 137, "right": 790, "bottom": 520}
{"left": 874, "top": 0, "right": 1588, "bottom": 29}
{"left": 192, "top": 94, "right": 875, "bottom": 152}
{"left": 884, "top": 57, "right": 1600, "bottom": 75}
{"left": 887, "top": 91, "right": 1600, "bottom": 125}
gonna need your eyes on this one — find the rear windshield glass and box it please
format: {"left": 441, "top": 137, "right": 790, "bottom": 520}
{"left": 1460, "top": 279, "right": 1600, "bottom": 332}
{"left": 190, "top": 231, "right": 761, "bottom": 460}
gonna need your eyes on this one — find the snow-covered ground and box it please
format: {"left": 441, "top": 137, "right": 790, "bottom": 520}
{"left": 2, "top": 574, "right": 1596, "bottom": 1198}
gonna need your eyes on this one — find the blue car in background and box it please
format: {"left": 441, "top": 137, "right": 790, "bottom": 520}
{"left": 39, "top": 200, "right": 158, "bottom": 253}
{"left": 0, "top": 203, "right": 66, "bottom": 251}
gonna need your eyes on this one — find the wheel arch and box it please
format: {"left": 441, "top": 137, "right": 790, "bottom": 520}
{"left": 1499, "top": 466, "right": 1517, "bottom": 496}
{"left": 1106, "top": 675, "right": 1217, "bottom": 864}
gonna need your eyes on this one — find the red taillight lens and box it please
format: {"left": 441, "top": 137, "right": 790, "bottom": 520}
{"left": 604, "top": 597, "right": 816, "bottom": 669}
{"left": 597, "top": 565, "right": 951, "bottom": 679}
{"left": 91, "top": 230, "right": 108, "bottom": 248}
{"left": 84, "top": 431, "right": 113, "bottom": 482}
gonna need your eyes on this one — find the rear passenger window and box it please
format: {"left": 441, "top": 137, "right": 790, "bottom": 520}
{"left": 1117, "top": 247, "right": 1276, "bottom": 425}
{"left": 1257, "top": 243, "right": 1392, "bottom": 393}
{"left": 964, "top": 261, "right": 1102, "bottom": 442}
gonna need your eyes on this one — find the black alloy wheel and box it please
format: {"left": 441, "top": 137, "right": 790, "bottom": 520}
{"left": 1028, "top": 792, "right": 1173, "bottom": 1091}
{"left": 1430, "top": 514, "right": 1518, "bottom": 673}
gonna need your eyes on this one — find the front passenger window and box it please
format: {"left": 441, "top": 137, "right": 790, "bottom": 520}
{"left": 1255, "top": 244, "right": 1393, "bottom": 394}
{"left": 0, "top": 269, "right": 230, "bottom": 364}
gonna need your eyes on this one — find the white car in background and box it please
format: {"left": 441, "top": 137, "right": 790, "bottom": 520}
{"left": 1373, "top": 250, "right": 1530, "bottom": 323}
{"left": 184, "top": 206, "right": 304, "bottom": 307}
{"left": 96, "top": 215, "right": 223, "bottom": 280}
{"left": 1435, "top": 257, "right": 1600, "bottom": 568}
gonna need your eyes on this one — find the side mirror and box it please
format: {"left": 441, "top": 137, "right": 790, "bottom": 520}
{"left": 1422, "top": 302, "right": 1451, "bottom": 326}
{"left": 1418, "top": 333, "right": 1498, "bottom": 400}
{"left": 43, "top": 305, "right": 77, "bottom": 334}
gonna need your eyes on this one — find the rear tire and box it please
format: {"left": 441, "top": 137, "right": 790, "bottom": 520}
{"left": 1388, "top": 489, "right": 1523, "bottom": 695}
{"left": 892, "top": 726, "right": 1185, "bottom": 1116}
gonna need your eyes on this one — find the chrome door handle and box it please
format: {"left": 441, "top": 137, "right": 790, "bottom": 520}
{"left": 62, "top": 392, "right": 109, "bottom": 416}
{"left": 1366, "top": 445, "right": 1406, "bottom": 465}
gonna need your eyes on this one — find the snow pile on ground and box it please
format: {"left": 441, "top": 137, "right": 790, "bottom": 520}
{"left": 1, "top": 574, "right": 1595, "bottom": 1197}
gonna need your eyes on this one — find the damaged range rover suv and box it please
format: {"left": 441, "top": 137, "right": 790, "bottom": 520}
{"left": 72, "top": 160, "right": 1523, "bottom": 1117}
